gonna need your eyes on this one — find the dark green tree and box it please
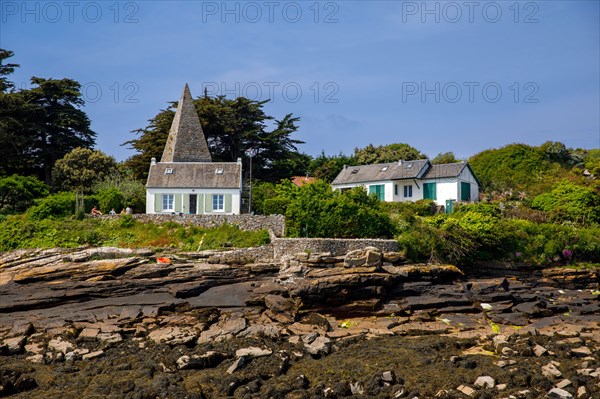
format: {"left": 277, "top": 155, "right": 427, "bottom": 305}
{"left": 52, "top": 147, "right": 118, "bottom": 192}
{"left": 354, "top": 143, "right": 427, "bottom": 165}
{"left": 123, "top": 94, "right": 304, "bottom": 182}
{"left": 431, "top": 152, "right": 460, "bottom": 164}
{"left": 308, "top": 151, "right": 358, "bottom": 183}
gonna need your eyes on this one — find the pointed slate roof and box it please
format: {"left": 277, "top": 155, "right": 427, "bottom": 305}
{"left": 160, "top": 84, "right": 212, "bottom": 163}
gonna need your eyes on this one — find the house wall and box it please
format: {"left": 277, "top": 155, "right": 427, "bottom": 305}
{"left": 391, "top": 179, "right": 424, "bottom": 202}
{"left": 458, "top": 167, "right": 480, "bottom": 201}
{"left": 146, "top": 188, "right": 241, "bottom": 215}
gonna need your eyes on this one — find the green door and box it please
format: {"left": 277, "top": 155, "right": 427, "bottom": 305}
{"left": 446, "top": 199, "right": 455, "bottom": 214}
{"left": 423, "top": 182, "right": 437, "bottom": 200}
{"left": 460, "top": 182, "right": 471, "bottom": 201}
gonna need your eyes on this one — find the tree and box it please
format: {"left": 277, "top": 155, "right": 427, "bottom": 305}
{"left": 0, "top": 58, "right": 96, "bottom": 183}
{"left": 0, "top": 49, "right": 19, "bottom": 92}
{"left": 354, "top": 143, "right": 426, "bottom": 165}
{"left": 52, "top": 147, "right": 118, "bottom": 192}
{"left": 124, "top": 94, "right": 304, "bottom": 182}
{"left": 308, "top": 151, "right": 358, "bottom": 183}
{"left": 431, "top": 152, "right": 460, "bottom": 164}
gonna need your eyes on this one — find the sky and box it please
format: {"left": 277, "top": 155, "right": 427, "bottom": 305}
{"left": 1, "top": 0, "right": 599, "bottom": 162}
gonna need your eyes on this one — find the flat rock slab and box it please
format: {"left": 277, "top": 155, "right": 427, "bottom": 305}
{"left": 188, "top": 281, "right": 263, "bottom": 308}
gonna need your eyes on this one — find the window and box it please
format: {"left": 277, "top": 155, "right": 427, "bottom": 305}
{"left": 215, "top": 168, "right": 224, "bottom": 175}
{"left": 403, "top": 185, "right": 413, "bottom": 198}
{"left": 162, "top": 194, "right": 174, "bottom": 211}
{"left": 369, "top": 184, "right": 385, "bottom": 201}
{"left": 351, "top": 168, "right": 359, "bottom": 174}
{"left": 212, "top": 194, "right": 224, "bottom": 211}
{"left": 165, "top": 168, "right": 173, "bottom": 174}
{"left": 423, "top": 182, "right": 437, "bottom": 200}
{"left": 380, "top": 166, "right": 389, "bottom": 172}
{"left": 394, "top": 184, "right": 398, "bottom": 195}
{"left": 461, "top": 182, "right": 471, "bottom": 201}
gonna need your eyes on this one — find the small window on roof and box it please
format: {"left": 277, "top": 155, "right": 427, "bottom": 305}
{"left": 380, "top": 166, "right": 389, "bottom": 172}
{"left": 406, "top": 163, "right": 412, "bottom": 168}
{"left": 215, "top": 168, "right": 224, "bottom": 175}
{"left": 165, "top": 168, "right": 173, "bottom": 174}
{"left": 351, "top": 168, "right": 359, "bottom": 174}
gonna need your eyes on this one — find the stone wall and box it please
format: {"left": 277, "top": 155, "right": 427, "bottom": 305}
{"left": 98, "top": 214, "right": 285, "bottom": 237}
{"left": 271, "top": 237, "right": 398, "bottom": 259}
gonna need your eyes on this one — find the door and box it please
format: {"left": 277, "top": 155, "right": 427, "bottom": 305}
{"left": 189, "top": 194, "right": 197, "bottom": 214}
{"left": 446, "top": 199, "right": 455, "bottom": 214}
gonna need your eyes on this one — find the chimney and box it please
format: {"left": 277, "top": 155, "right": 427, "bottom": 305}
{"left": 398, "top": 159, "right": 403, "bottom": 165}
{"left": 237, "top": 157, "right": 242, "bottom": 164}
{"left": 151, "top": 157, "right": 156, "bottom": 165}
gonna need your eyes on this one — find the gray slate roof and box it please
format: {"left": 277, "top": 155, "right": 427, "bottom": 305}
{"left": 147, "top": 162, "right": 241, "bottom": 189}
{"left": 423, "top": 162, "right": 482, "bottom": 186}
{"left": 331, "top": 159, "right": 430, "bottom": 185}
{"left": 161, "top": 84, "right": 212, "bottom": 163}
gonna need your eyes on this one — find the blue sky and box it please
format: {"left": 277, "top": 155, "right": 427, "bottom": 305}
{"left": 2, "top": 0, "right": 599, "bottom": 162}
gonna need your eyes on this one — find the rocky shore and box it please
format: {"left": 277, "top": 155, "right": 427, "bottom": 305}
{"left": 0, "top": 246, "right": 598, "bottom": 398}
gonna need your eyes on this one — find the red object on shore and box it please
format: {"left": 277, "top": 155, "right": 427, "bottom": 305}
{"left": 156, "top": 257, "right": 171, "bottom": 264}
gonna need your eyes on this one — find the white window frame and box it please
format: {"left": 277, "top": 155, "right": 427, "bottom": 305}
{"left": 162, "top": 194, "right": 174, "bottom": 211}
{"left": 212, "top": 194, "right": 224, "bottom": 212}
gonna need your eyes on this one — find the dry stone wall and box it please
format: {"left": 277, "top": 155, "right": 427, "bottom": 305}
{"left": 271, "top": 237, "right": 398, "bottom": 259}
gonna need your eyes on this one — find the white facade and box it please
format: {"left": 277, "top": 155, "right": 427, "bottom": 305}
{"left": 146, "top": 188, "right": 241, "bottom": 215}
{"left": 332, "top": 163, "right": 480, "bottom": 209}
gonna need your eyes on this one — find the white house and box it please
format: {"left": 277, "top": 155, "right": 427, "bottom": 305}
{"left": 146, "top": 84, "right": 242, "bottom": 214}
{"left": 331, "top": 159, "right": 480, "bottom": 212}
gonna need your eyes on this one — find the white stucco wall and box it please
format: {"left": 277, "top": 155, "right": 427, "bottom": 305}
{"left": 146, "top": 188, "right": 241, "bottom": 215}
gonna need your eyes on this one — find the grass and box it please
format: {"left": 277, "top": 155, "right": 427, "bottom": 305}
{"left": 0, "top": 214, "right": 270, "bottom": 252}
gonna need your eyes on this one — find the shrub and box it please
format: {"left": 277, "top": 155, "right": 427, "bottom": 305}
{"left": 531, "top": 181, "right": 600, "bottom": 224}
{"left": 0, "top": 175, "right": 49, "bottom": 213}
{"left": 96, "top": 188, "right": 125, "bottom": 214}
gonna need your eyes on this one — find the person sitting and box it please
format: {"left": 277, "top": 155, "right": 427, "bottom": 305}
{"left": 109, "top": 208, "right": 116, "bottom": 215}
{"left": 91, "top": 206, "right": 102, "bottom": 217}
{"left": 120, "top": 209, "right": 126, "bottom": 215}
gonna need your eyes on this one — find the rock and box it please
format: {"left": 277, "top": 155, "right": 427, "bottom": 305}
{"left": 534, "top": 344, "right": 548, "bottom": 357}
{"left": 542, "top": 363, "right": 562, "bottom": 378}
{"left": 474, "top": 376, "right": 495, "bottom": 389}
{"left": 235, "top": 347, "right": 272, "bottom": 358}
{"left": 79, "top": 328, "right": 100, "bottom": 339}
{"left": 349, "top": 381, "right": 364, "bottom": 395}
{"left": 226, "top": 356, "right": 246, "bottom": 374}
{"left": 48, "top": 338, "right": 73, "bottom": 354}
{"left": 264, "top": 294, "right": 300, "bottom": 323}
{"left": 176, "top": 351, "right": 226, "bottom": 370}
{"left": 382, "top": 370, "right": 396, "bottom": 384}
{"left": 571, "top": 346, "right": 592, "bottom": 357}
{"left": 82, "top": 350, "right": 104, "bottom": 360}
{"left": 456, "top": 384, "right": 475, "bottom": 396}
{"left": 26, "top": 354, "right": 44, "bottom": 363}
{"left": 8, "top": 322, "right": 34, "bottom": 337}
{"left": 304, "top": 335, "right": 332, "bottom": 356}
{"left": 344, "top": 247, "right": 382, "bottom": 268}
{"left": 577, "top": 386, "right": 587, "bottom": 397}
{"left": 2, "top": 335, "right": 26, "bottom": 355}
{"left": 148, "top": 326, "right": 196, "bottom": 345}
{"left": 97, "top": 333, "right": 123, "bottom": 343}
{"left": 556, "top": 379, "right": 572, "bottom": 389}
{"left": 492, "top": 335, "right": 508, "bottom": 349}
{"left": 547, "top": 387, "right": 573, "bottom": 399}
{"left": 496, "top": 383, "right": 507, "bottom": 390}
{"left": 119, "top": 306, "right": 142, "bottom": 320}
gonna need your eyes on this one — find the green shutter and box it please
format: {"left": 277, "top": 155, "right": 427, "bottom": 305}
{"left": 205, "top": 194, "right": 211, "bottom": 213}
{"left": 197, "top": 194, "right": 204, "bottom": 213}
{"left": 183, "top": 194, "right": 189, "bottom": 214}
{"left": 423, "top": 183, "right": 437, "bottom": 200}
{"left": 461, "top": 182, "right": 471, "bottom": 201}
{"left": 225, "top": 194, "right": 232, "bottom": 213}
{"left": 174, "top": 194, "right": 182, "bottom": 212}
{"left": 154, "top": 194, "right": 161, "bottom": 213}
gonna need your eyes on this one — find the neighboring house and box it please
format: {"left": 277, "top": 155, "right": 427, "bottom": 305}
{"left": 146, "top": 84, "right": 242, "bottom": 214}
{"left": 331, "top": 159, "right": 480, "bottom": 212}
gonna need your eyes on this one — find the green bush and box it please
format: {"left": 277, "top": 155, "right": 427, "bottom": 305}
{"left": 96, "top": 188, "right": 125, "bottom": 214}
{"left": 531, "top": 180, "right": 600, "bottom": 224}
{"left": 0, "top": 175, "right": 49, "bottom": 213}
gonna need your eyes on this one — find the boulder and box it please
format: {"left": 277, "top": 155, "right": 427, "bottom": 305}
{"left": 235, "top": 347, "right": 272, "bottom": 358}
{"left": 304, "top": 335, "right": 332, "bottom": 356}
{"left": 344, "top": 247, "right": 382, "bottom": 268}
{"left": 474, "top": 376, "right": 495, "bottom": 389}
